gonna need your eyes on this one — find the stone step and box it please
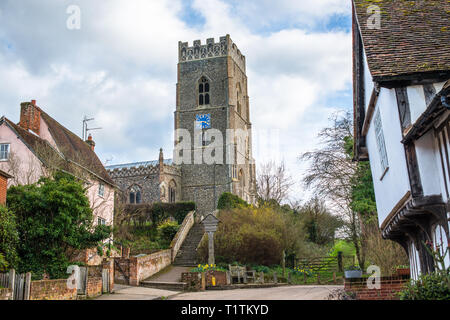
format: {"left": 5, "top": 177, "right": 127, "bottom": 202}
{"left": 140, "top": 281, "right": 186, "bottom": 291}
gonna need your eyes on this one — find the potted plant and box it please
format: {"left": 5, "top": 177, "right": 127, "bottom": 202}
{"left": 395, "top": 265, "right": 410, "bottom": 277}
{"left": 344, "top": 265, "right": 362, "bottom": 278}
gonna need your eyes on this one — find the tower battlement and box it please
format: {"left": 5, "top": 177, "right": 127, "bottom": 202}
{"left": 178, "top": 34, "right": 246, "bottom": 71}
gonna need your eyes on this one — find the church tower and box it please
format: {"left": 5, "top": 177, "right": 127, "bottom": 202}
{"left": 175, "top": 35, "right": 256, "bottom": 214}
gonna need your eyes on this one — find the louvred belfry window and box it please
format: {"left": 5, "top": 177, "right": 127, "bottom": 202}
{"left": 199, "top": 77, "right": 210, "bottom": 106}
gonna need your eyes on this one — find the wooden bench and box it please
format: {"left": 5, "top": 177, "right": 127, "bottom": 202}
{"left": 228, "top": 265, "right": 256, "bottom": 284}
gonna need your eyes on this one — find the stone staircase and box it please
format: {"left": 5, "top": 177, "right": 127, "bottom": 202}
{"left": 140, "top": 280, "right": 186, "bottom": 291}
{"left": 173, "top": 223, "right": 204, "bottom": 266}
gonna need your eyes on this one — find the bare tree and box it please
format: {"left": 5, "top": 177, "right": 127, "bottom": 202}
{"left": 300, "top": 111, "right": 366, "bottom": 268}
{"left": 256, "top": 161, "right": 294, "bottom": 204}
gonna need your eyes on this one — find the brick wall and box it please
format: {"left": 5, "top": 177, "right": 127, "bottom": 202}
{"left": 344, "top": 276, "right": 409, "bottom": 300}
{"left": 0, "top": 175, "right": 7, "bottom": 205}
{"left": 181, "top": 272, "right": 204, "bottom": 291}
{"left": 86, "top": 278, "right": 102, "bottom": 298}
{"left": 205, "top": 271, "right": 228, "bottom": 287}
{"left": 29, "top": 279, "right": 77, "bottom": 300}
{"left": 181, "top": 271, "right": 228, "bottom": 291}
{"left": 114, "top": 249, "right": 172, "bottom": 286}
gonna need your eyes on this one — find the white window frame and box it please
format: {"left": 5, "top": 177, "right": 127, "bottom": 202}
{"left": 98, "top": 217, "right": 106, "bottom": 226}
{"left": 374, "top": 109, "right": 389, "bottom": 177}
{"left": 0, "top": 143, "right": 10, "bottom": 161}
{"left": 98, "top": 183, "right": 105, "bottom": 198}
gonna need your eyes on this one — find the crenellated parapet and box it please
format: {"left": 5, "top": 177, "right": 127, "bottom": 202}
{"left": 106, "top": 160, "right": 181, "bottom": 179}
{"left": 107, "top": 165, "right": 159, "bottom": 179}
{"left": 178, "top": 34, "right": 246, "bottom": 72}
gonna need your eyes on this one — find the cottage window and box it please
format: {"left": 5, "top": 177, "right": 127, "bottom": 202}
{"left": 374, "top": 109, "right": 389, "bottom": 175}
{"left": 98, "top": 183, "right": 105, "bottom": 197}
{"left": 98, "top": 217, "right": 106, "bottom": 226}
{"left": 199, "top": 77, "right": 210, "bottom": 106}
{"left": 0, "top": 144, "right": 10, "bottom": 161}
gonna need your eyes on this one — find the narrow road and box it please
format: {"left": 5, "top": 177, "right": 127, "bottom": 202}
{"left": 96, "top": 284, "right": 342, "bottom": 300}
{"left": 171, "top": 285, "right": 342, "bottom": 300}
{"left": 96, "top": 284, "right": 178, "bottom": 300}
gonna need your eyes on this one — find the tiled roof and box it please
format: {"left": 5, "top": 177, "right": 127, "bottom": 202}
{"left": 106, "top": 159, "right": 173, "bottom": 171}
{"left": 1, "top": 116, "right": 114, "bottom": 186}
{"left": 353, "top": 0, "right": 450, "bottom": 80}
{"left": 39, "top": 111, "right": 115, "bottom": 185}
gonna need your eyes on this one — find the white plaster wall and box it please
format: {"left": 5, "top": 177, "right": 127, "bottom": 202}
{"left": 407, "top": 85, "right": 427, "bottom": 124}
{"left": 415, "top": 130, "right": 442, "bottom": 196}
{"left": 86, "top": 179, "right": 115, "bottom": 227}
{"left": 433, "top": 112, "right": 450, "bottom": 203}
{"left": 363, "top": 49, "right": 374, "bottom": 112}
{"left": 366, "top": 88, "right": 411, "bottom": 226}
{"left": 433, "top": 81, "right": 447, "bottom": 95}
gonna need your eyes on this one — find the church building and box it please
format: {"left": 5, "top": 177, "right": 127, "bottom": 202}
{"left": 106, "top": 35, "right": 257, "bottom": 214}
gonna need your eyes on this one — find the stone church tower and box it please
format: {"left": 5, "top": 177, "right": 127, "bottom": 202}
{"left": 106, "top": 35, "right": 256, "bottom": 215}
{"left": 175, "top": 35, "right": 256, "bottom": 214}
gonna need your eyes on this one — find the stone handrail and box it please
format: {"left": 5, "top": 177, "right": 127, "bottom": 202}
{"left": 170, "top": 211, "right": 195, "bottom": 262}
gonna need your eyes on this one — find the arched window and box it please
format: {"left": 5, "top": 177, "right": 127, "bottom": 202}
{"left": 199, "top": 77, "right": 210, "bottom": 106}
{"left": 129, "top": 185, "right": 142, "bottom": 204}
{"left": 169, "top": 180, "right": 177, "bottom": 203}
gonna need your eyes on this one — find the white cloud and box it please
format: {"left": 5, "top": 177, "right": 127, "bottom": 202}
{"left": 0, "top": 0, "right": 352, "bottom": 202}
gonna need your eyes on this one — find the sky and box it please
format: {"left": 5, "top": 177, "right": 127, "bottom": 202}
{"left": 0, "top": 0, "right": 353, "bottom": 203}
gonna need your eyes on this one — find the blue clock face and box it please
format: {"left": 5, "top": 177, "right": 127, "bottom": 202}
{"left": 195, "top": 114, "right": 211, "bottom": 129}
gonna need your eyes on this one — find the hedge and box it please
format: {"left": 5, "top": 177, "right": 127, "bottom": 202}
{"left": 124, "top": 201, "right": 196, "bottom": 225}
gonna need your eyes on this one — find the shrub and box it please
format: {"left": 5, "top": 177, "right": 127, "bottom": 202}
{"left": 363, "top": 224, "right": 409, "bottom": 275}
{"left": 400, "top": 273, "right": 450, "bottom": 300}
{"left": 329, "top": 240, "right": 356, "bottom": 257}
{"left": 198, "top": 207, "right": 303, "bottom": 266}
{"left": 123, "top": 201, "right": 195, "bottom": 226}
{"left": 157, "top": 219, "right": 180, "bottom": 245}
{"left": 0, "top": 205, "right": 19, "bottom": 270}
{"left": 0, "top": 253, "right": 8, "bottom": 272}
{"left": 7, "top": 172, "right": 111, "bottom": 279}
{"left": 217, "top": 193, "right": 250, "bottom": 210}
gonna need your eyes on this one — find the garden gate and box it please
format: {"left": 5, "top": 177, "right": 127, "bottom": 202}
{"left": 0, "top": 269, "right": 31, "bottom": 300}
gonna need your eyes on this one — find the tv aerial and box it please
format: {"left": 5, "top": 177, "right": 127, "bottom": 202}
{"left": 82, "top": 116, "right": 102, "bottom": 141}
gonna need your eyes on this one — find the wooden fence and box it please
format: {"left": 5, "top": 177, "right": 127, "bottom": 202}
{"left": 292, "top": 253, "right": 356, "bottom": 284}
{"left": 0, "top": 269, "right": 31, "bottom": 300}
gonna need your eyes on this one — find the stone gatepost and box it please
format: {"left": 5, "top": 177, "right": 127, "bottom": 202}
{"left": 201, "top": 213, "right": 220, "bottom": 265}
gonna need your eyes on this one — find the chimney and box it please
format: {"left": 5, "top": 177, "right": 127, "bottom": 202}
{"left": 19, "top": 100, "right": 41, "bottom": 135}
{"left": 85, "top": 134, "right": 96, "bottom": 151}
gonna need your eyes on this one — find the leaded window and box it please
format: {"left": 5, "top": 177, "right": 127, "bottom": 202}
{"left": 374, "top": 109, "right": 389, "bottom": 174}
